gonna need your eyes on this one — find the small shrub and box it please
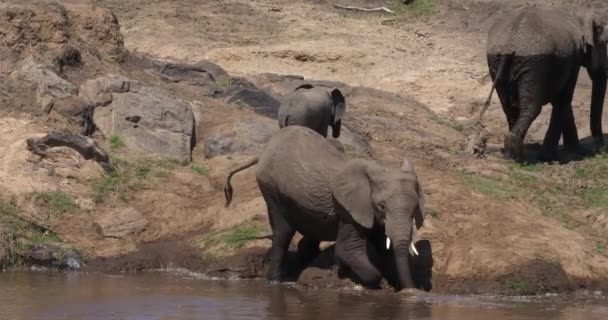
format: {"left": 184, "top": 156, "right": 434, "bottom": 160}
{"left": 109, "top": 134, "right": 125, "bottom": 150}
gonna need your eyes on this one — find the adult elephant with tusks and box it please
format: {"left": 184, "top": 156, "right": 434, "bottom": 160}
{"left": 278, "top": 84, "right": 346, "bottom": 138}
{"left": 486, "top": 6, "right": 608, "bottom": 162}
{"left": 224, "top": 126, "right": 425, "bottom": 291}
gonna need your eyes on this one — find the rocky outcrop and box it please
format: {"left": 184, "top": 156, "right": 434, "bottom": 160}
{"left": 9, "top": 57, "right": 77, "bottom": 113}
{"left": 26, "top": 242, "right": 83, "bottom": 270}
{"left": 92, "top": 80, "right": 195, "bottom": 164}
{"left": 95, "top": 207, "right": 149, "bottom": 238}
{"left": 79, "top": 74, "right": 131, "bottom": 107}
{"left": 26, "top": 132, "right": 114, "bottom": 173}
{"left": 224, "top": 78, "right": 282, "bottom": 117}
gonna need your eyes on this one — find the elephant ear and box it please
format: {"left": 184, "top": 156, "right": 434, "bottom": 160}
{"left": 414, "top": 180, "right": 425, "bottom": 230}
{"left": 582, "top": 11, "right": 598, "bottom": 49}
{"left": 330, "top": 89, "right": 345, "bottom": 125}
{"left": 333, "top": 160, "right": 374, "bottom": 229}
{"left": 581, "top": 12, "right": 608, "bottom": 70}
{"left": 401, "top": 159, "right": 424, "bottom": 229}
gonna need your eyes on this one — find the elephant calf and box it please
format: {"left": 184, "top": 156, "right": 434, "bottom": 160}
{"left": 224, "top": 126, "right": 425, "bottom": 290}
{"left": 278, "top": 84, "right": 346, "bottom": 138}
{"left": 486, "top": 7, "right": 608, "bottom": 161}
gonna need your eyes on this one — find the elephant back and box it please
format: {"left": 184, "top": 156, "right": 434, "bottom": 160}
{"left": 487, "top": 6, "right": 584, "bottom": 57}
{"left": 256, "top": 126, "right": 344, "bottom": 212}
{"left": 278, "top": 86, "right": 333, "bottom": 130}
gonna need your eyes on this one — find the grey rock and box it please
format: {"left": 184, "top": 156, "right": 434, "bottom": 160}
{"left": 79, "top": 74, "right": 131, "bottom": 107}
{"left": 329, "top": 125, "right": 370, "bottom": 158}
{"left": 26, "top": 242, "right": 83, "bottom": 270}
{"left": 204, "top": 118, "right": 277, "bottom": 158}
{"left": 95, "top": 207, "right": 148, "bottom": 238}
{"left": 93, "top": 85, "right": 195, "bottom": 164}
{"left": 9, "top": 57, "right": 77, "bottom": 112}
{"left": 224, "top": 84, "right": 281, "bottom": 118}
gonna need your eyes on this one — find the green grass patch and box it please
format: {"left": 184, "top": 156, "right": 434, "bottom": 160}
{"left": 507, "top": 278, "right": 529, "bottom": 294}
{"left": 1, "top": 197, "right": 63, "bottom": 268}
{"left": 343, "top": 144, "right": 357, "bottom": 160}
{"left": 190, "top": 164, "right": 209, "bottom": 176}
{"left": 217, "top": 77, "right": 232, "bottom": 90}
{"left": 579, "top": 186, "right": 608, "bottom": 208}
{"left": 91, "top": 157, "right": 180, "bottom": 203}
{"left": 109, "top": 134, "right": 125, "bottom": 150}
{"left": 548, "top": 259, "right": 562, "bottom": 270}
{"left": 457, "top": 171, "right": 515, "bottom": 198}
{"left": 597, "top": 243, "right": 606, "bottom": 255}
{"left": 29, "top": 192, "right": 79, "bottom": 215}
{"left": 390, "top": 0, "right": 439, "bottom": 17}
{"left": 201, "top": 224, "right": 267, "bottom": 253}
{"left": 425, "top": 207, "right": 440, "bottom": 218}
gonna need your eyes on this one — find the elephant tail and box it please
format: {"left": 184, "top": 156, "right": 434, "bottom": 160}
{"left": 224, "top": 157, "right": 259, "bottom": 207}
{"left": 478, "top": 52, "right": 514, "bottom": 124}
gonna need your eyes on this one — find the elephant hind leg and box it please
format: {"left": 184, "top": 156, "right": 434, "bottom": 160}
{"left": 506, "top": 78, "right": 545, "bottom": 161}
{"left": 335, "top": 221, "right": 382, "bottom": 288}
{"left": 259, "top": 184, "right": 295, "bottom": 282}
{"left": 496, "top": 84, "right": 519, "bottom": 131}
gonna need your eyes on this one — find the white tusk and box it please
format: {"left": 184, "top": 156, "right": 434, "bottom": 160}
{"left": 410, "top": 242, "right": 419, "bottom": 256}
{"left": 386, "top": 237, "right": 391, "bottom": 250}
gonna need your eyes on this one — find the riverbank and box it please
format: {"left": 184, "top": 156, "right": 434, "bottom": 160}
{"left": 2, "top": 0, "right": 608, "bottom": 295}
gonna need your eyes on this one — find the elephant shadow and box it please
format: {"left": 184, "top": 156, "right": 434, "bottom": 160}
{"left": 494, "top": 134, "right": 608, "bottom": 165}
{"left": 278, "top": 240, "right": 434, "bottom": 292}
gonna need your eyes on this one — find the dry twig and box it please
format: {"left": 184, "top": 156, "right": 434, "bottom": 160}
{"left": 332, "top": 4, "right": 395, "bottom": 14}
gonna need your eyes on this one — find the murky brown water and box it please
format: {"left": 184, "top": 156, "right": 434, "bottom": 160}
{"left": 1, "top": 271, "right": 607, "bottom": 320}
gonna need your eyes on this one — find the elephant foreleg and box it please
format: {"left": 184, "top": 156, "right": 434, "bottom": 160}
{"left": 539, "top": 105, "right": 564, "bottom": 161}
{"left": 335, "top": 221, "right": 382, "bottom": 288}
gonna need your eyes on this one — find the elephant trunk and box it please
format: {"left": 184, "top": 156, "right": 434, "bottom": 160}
{"left": 393, "top": 240, "right": 415, "bottom": 290}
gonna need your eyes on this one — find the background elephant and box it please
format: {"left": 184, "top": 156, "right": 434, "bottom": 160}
{"left": 224, "top": 126, "right": 425, "bottom": 290}
{"left": 278, "top": 84, "right": 346, "bottom": 138}
{"left": 486, "top": 7, "right": 608, "bottom": 161}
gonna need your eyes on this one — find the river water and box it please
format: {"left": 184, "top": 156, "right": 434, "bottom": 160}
{"left": 1, "top": 271, "right": 607, "bottom": 320}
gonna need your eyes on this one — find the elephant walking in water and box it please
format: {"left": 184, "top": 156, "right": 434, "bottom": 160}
{"left": 278, "top": 84, "right": 346, "bottom": 138}
{"left": 224, "top": 126, "right": 424, "bottom": 290}
{"left": 486, "top": 7, "right": 608, "bottom": 161}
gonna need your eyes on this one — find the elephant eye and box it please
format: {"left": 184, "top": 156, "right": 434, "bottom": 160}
{"left": 378, "top": 201, "right": 386, "bottom": 211}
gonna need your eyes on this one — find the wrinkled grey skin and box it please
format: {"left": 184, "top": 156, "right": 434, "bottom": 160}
{"left": 224, "top": 126, "right": 424, "bottom": 290}
{"left": 278, "top": 84, "right": 346, "bottom": 138}
{"left": 486, "top": 7, "right": 608, "bottom": 161}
